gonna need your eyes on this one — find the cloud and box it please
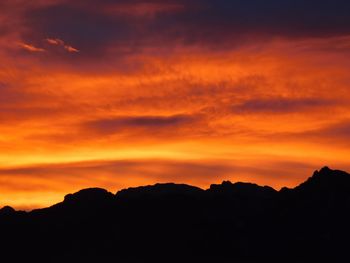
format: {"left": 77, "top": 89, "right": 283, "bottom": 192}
{"left": 46, "top": 38, "right": 64, "bottom": 45}
{"left": 233, "top": 97, "right": 335, "bottom": 114}
{"left": 84, "top": 114, "right": 199, "bottom": 135}
{"left": 18, "top": 42, "right": 45, "bottom": 52}
{"left": 64, "top": 45, "right": 79, "bottom": 52}
{"left": 320, "top": 121, "right": 350, "bottom": 138}
{"left": 303, "top": 120, "right": 350, "bottom": 143}
{"left": 102, "top": 2, "right": 185, "bottom": 17}
{"left": 46, "top": 37, "right": 79, "bottom": 52}
{"left": 262, "top": 119, "right": 350, "bottom": 148}
{"left": 18, "top": 0, "right": 350, "bottom": 59}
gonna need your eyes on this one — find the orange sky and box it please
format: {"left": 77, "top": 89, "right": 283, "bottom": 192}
{"left": 1, "top": 0, "right": 350, "bottom": 209}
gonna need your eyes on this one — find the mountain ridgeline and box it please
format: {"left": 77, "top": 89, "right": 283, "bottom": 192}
{"left": 1, "top": 167, "right": 350, "bottom": 262}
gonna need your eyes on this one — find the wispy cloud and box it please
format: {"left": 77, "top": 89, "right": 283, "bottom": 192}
{"left": 46, "top": 37, "right": 79, "bottom": 52}
{"left": 82, "top": 114, "right": 199, "bottom": 137}
{"left": 18, "top": 42, "right": 45, "bottom": 52}
{"left": 17, "top": 38, "right": 79, "bottom": 54}
{"left": 64, "top": 45, "right": 79, "bottom": 53}
{"left": 46, "top": 38, "right": 64, "bottom": 45}
{"left": 233, "top": 97, "right": 335, "bottom": 114}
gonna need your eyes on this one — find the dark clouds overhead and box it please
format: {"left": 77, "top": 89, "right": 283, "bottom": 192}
{"left": 18, "top": 0, "right": 350, "bottom": 57}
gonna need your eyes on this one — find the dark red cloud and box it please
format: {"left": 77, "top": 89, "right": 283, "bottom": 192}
{"left": 83, "top": 114, "right": 200, "bottom": 136}
{"left": 233, "top": 97, "right": 335, "bottom": 114}
{"left": 303, "top": 120, "right": 350, "bottom": 144}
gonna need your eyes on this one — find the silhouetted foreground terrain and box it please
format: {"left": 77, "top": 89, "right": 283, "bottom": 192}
{"left": 1, "top": 167, "right": 350, "bottom": 262}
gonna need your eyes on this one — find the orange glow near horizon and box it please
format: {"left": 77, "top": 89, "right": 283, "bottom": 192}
{"left": 1, "top": 1, "right": 350, "bottom": 209}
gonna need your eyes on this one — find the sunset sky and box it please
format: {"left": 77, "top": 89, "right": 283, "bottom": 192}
{"left": 1, "top": 0, "right": 350, "bottom": 209}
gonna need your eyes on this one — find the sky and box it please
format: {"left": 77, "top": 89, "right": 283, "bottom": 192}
{"left": 1, "top": 0, "right": 350, "bottom": 209}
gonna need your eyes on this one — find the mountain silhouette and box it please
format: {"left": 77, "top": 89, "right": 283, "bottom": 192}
{"left": 1, "top": 166, "right": 350, "bottom": 262}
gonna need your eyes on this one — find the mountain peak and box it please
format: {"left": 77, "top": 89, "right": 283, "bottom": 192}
{"left": 311, "top": 166, "right": 350, "bottom": 180}
{"left": 116, "top": 183, "right": 204, "bottom": 199}
{"left": 209, "top": 181, "right": 277, "bottom": 198}
{"left": 0, "top": 206, "right": 16, "bottom": 215}
{"left": 294, "top": 166, "right": 350, "bottom": 194}
{"left": 312, "top": 166, "right": 332, "bottom": 177}
{"left": 63, "top": 188, "right": 114, "bottom": 203}
{"left": 319, "top": 165, "right": 332, "bottom": 173}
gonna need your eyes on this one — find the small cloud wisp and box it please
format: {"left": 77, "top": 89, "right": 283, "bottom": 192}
{"left": 46, "top": 37, "right": 79, "bottom": 53}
